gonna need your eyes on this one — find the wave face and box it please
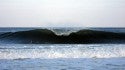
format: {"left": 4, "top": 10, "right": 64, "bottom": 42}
{"left": 0, "top": 28, "right": 125, "bottom": 44}
{"left": 0, "top": 44, "right": 125, "bottom": 59}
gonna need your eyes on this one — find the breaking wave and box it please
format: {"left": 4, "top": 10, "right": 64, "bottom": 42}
{"left": 0, "top": 28, "right": 125, "bottom": 44}
{"left": 0, "top": 44, "right": 125, "bottom": 59}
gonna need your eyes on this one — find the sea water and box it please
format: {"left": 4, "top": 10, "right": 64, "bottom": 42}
{"left": 0, "top": 28, "right": 125, "bottom": 70}
{"left": 0, "top": 44, "right": 125, "bottom": 70}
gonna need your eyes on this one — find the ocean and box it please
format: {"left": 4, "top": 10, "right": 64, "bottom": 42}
{"left": 0, "top": 28, "right": 125, "bottom": 70}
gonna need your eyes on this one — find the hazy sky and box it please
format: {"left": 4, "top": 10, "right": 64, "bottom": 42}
{"left": 0, "top": 0, "right": 125, "bottom": 27}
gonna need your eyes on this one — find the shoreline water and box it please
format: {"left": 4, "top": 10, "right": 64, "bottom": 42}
{"left": 0, "top": 57, "right": 125, "bottom": 70}
{"left": 0, "top": 28, "right": 125, "bottom": 70}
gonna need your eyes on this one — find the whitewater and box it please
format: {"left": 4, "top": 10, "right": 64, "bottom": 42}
{"left": 0, "top": 44, "right": 125, "bottom": 70}
{"left": 0, "top": 44, "right": 125, "bottom": 59}
{"left": 0, "top": 28, "right": 125, "bottom": 70}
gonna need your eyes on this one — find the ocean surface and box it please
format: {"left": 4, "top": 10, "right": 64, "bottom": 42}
{"left": 0, "top": 28, "right": 125, "bottom": 70}
{"left": 0, "top": 27, "right": 125, "bottom": 44}
{"left": 0, "top": 44, "right": 125, "bottom": 70}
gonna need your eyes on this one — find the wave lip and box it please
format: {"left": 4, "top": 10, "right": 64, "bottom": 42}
{"left": 0, "top": 28, "right": 125, "bottom": 44}
{"left": 49, "top": 28, "right": 84, "bottom": 36}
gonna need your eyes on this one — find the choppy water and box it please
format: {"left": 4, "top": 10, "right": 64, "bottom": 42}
{"left": 0, "top": 44, "right": 125, "bottom": 70}
{"left": 0, "top": 44, "right": 125, "bottom": 59}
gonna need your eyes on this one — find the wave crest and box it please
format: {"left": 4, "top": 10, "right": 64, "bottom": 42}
{"left": 0, "top": 28, "right": 125, "bottom": 44}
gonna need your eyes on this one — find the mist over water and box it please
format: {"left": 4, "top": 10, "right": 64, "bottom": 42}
{"left": 0, "top": 0, "right": 125, "bottom": 69}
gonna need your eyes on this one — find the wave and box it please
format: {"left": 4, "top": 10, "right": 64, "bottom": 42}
{"left": 0, "top": 28, "right": 125, "bottom": 44}
{"left": 48, "top": 28, "right": 84, "bottom": 35}
{"left": 0, "top": 44, "right": 125, "bottom": 59}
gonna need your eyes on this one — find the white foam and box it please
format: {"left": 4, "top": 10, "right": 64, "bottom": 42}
{"left": 0, "top": 44, "right": 125, "bottom": 59}
{"left": 48, "top": 28, "right": 85, "bottom": 35}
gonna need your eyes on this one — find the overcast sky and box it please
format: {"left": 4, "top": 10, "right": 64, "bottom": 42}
{"left": 0, "top": 0, "right": 125, "bottom": 27}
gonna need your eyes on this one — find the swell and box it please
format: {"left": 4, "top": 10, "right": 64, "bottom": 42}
{"left": 0, "top": 29, "right": 125, "bottom": 44}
